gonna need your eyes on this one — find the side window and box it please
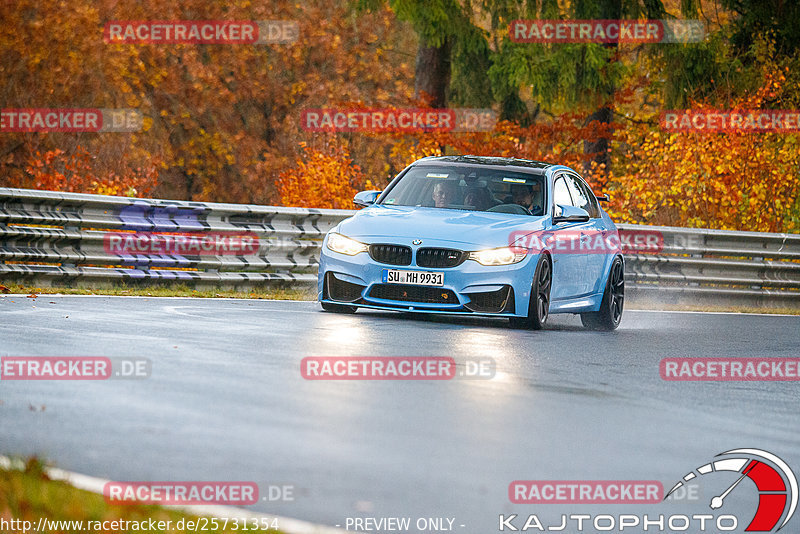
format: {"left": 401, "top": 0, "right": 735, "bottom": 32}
{"left": 582, "top": 182, "right": 601, "bottom": 218}
{"left": 565, "top": 174, "right": 598, "bottom": 218}
{"left": 552, "top": 176, "right": 573, "bottom": 215}
{"left": 573, "top": 175, "right": 601, "bottom": 218}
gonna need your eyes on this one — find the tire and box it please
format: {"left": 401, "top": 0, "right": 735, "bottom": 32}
{"left": 321, "top": 301, "right": 357, "bottom": 314}
{"left": 509, "top": 254, "right": 551, "bottom": 330}
{"left": 581, "top": 256, "right": 624, "bottom": 331}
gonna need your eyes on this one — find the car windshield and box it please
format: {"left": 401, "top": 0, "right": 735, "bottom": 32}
{"left": 379, "top": 164, "right": 546, "bottom": 216}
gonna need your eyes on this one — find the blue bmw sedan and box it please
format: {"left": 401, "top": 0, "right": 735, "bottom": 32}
{"left": 318, "top": 155, "right": 624, "bottom": 330}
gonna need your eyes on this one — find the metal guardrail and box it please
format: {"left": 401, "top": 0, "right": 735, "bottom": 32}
{"left": 1, "top": 187, "right": 798, "bottom": 309}
{"left": 0, "top": 188, "right": 350, "bottom": 289}
{"left": 620, "top": 224, "right": 800, "bottom": 308}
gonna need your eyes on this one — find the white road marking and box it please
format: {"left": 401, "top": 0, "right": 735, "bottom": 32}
{"left": 162, "top": 304, "right": 319, "bottom": 318}
{"left": 2, "top": 294, "right": 316, "bottom": 303}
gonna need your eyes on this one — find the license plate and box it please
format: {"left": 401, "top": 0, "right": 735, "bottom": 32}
{"left": 383, "top": 269, "right": 444, "bottom": 286}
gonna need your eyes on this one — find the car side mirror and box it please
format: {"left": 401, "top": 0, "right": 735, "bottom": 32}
{"left": 553, "top": 204, "right": 590, "bottom": 223}
{"left": 353, "top": 190, "right": 381, "bottom": 207}
{"left": 595, "top": 193, "right": 610, "bottom": 202}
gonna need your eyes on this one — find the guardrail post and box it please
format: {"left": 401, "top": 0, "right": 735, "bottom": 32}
{"left": 751, "top": 256, "right": 764, "bottom": 290}
{"left": 62, "top": 223, "right": 79, "bottom": 268}
{"left": 688, "top": 232, "right": 705, "bottom": 288}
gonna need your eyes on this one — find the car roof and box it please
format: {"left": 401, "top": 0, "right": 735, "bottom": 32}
{"left": 413, "top": 155, "right": 554, "bottom": 174}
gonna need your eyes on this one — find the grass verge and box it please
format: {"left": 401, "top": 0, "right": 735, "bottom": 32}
{"left": 628, "top": 302, "right": 800, "bottom": 315}
{"left": 0, "top": 283, "right": 316, "bottom": 300}
{"left": 0, "top": 457, "right": 285, "bottom": 533}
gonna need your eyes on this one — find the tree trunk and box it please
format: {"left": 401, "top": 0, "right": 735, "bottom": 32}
{"left": 583, "top": 105, "right": 613, "bottom": 172}
{"left": 414, "top": 39, "right": 452, "bottom": 108}
{"left": 582, "top": 0, "right": 621, "bottom": 175}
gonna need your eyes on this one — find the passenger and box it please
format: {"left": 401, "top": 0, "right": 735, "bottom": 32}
{"left": 432, "top": 181, "right": 458, "bottom": 208}
{"left": 463, "top": 187, "right": 493, "bottom": 211}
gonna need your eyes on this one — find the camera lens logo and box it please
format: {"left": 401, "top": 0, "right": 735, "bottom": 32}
{"left": 665, "top": 448, "right": 797, "bottom": 531}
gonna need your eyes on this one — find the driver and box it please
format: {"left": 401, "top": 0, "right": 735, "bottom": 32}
{"left": 511, "top": 183, "right": 543, "bottom": 215}
{"left": 432, "top": 181, "right": 458, "bottom": 208}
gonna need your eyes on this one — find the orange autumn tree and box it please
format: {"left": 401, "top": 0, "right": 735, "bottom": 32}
{"left": 607, "top": 38, "right": 800, "bottom": 233}
{"left": 24, "top": 147, "right": 158, "bottom": 197}
{"left": 0, "top": 1, "right": 163, "bottom": 198}
{"left": 0, "top": 0, "right": 415, "bottom": 203}
{"left": 276, "top": 141, "right": 365, "bottom": 209}
{"left": 608, "top": 114, "right": 799, "bottom": 233}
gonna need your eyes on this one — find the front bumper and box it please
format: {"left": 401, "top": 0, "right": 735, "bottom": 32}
{"left": 318, "top": 237, "right": 538, "bottom": 317}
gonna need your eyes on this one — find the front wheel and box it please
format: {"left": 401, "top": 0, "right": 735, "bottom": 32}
{"left": 321, "top": 302, "right": 357, "bottom": 314}
{"left": 509, "top": 254, "right": 551, "bottom": 330}
{"left": 581, "top": 256, "right": 624, "bottom": 331}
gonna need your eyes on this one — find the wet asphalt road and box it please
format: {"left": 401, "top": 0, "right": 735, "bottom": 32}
{"left": 1, "top": 295, "right": 799, "bottom": 532}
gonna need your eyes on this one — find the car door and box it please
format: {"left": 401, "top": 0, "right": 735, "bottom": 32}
{"left": 564, "top": 173, "right": 607, "bottom": 295}
{"left": 549, "top": 174, "right": 588, "bottom": 300}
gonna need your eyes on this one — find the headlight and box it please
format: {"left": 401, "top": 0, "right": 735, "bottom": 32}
{"left": 326, "top": 232, "right": 369, "bottom": 256}
{"left": 468, "top": 247, "right": 527, "bottom": 266}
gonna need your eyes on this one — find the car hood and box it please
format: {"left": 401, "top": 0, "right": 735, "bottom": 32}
{"left": 337, "top": 205, "right": 548, "bottom": 248}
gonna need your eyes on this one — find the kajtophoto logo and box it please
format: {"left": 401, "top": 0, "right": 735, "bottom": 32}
{"left": 501, "top": 449, "right": 796, "bottom": 532}
{"left": 665, "top": 448, "right": 798, "bottom": 532}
